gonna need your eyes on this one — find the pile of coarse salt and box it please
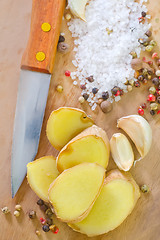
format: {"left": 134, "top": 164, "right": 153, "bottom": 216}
{"left": 68, "top": 0, "right": 151, "bottom": 110}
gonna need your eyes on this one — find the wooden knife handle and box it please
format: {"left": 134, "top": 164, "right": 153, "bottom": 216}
{"left": 21, "top": 0, "right": 65, "bottom": 74}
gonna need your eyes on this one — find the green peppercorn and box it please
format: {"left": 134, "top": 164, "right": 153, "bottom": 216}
{"left": 1, "top": 206, "right": 10, "bottom": 214}
{"left": 142, "top": 68, "right": 148, "bottom": 77}
{"left": 143, "top": 40, "right": 149, "bottom": 46}
{"left": 146, "top": 45, "right": 154, "bottom": 52}
{"left": 42, "top": 224, "right": 50, "bottom": 232}
{"left": 150, "top": 103, "right": 158, "bottom": 110}
{"left": 130, "top": 51, "right": 137, "bottom": 59}
{"left": 140, "top": 184, "right": 149, "bottom": 193}
{"left": 45, "top": 209, "right": 53, "bottom": 217}
{"left": 149, "top": 86, "right": 156, "bottom": 95}
{"left": 37, "top": 199, "right": 44, "bottom": 206}
{"left": 150, "top": 40, "right": 157, "bottom": 46}
{"left": 129, "top": 79, "right": 134, "bottom": 86}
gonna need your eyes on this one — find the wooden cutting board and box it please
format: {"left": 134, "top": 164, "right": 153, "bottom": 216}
{"left": 1, "top": 0, "right": 160, "bottom": 239}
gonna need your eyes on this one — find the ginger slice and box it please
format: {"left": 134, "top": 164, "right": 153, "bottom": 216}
{"left": 69, "top": 170, "right": 140, "bottom": 237}
{"left": 46, "top": 107, "right": 93, "bottom": 150}
{"left": 57, "top": 125, "right": 110, "bottom": 172}
{"left": 27, "top": 156, "right": 59, "bottom": 202}
{"left": 48, "top": 163, "right": 105, "bottom": 223}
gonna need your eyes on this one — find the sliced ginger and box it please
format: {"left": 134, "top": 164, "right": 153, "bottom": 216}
{"left": 69, "top": 170, "right": 140, "bottom": 237}
{"left": 46, "top": 107, "right": 93, "bottom": 150}
{"left": 48, "top": 163, "right": 105, "bottom": 223}
{"left": 57, "top": 125, "right": 110, "bottom": 172}
{"left": 27, "top": 156, "right": 59, "bottom": 202}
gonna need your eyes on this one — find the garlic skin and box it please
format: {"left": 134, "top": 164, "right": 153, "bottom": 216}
{"left": 117, "top": 115, "right": 152, "bottom": 160}
{"left": 110, "top": 133, "right": 134, "bottom": 171}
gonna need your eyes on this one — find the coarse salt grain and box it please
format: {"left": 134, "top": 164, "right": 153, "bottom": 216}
{"left": 68, "top": 0, "right": 150, "bottom": 107}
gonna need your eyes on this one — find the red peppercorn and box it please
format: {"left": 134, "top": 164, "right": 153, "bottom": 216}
{"left": 40, "top": 218, "right": 46, "bottom": 224}
{"left": 142, "top": 57, "right": 146, "bottom": 62}
{"left": 65, "top": 70, "right": 71, "bottom": 77}
{"left": 152, "top": 52, "right": 158, "bottom": 59}
{"left": 138, "top": 108, "right": 144, "bottom": 116}
{"left": 80, "top": 84, "right": 86, "bottom": 90}
{"left": 148, "top": 61, "right": 153, "bottom": 66}
{"left": 157, "top": 110, "right": 160, "bottom": 114}
{"left": 115, "top": 90, "right": 120, "bottom": 96}
{"left": 53, "top": 227, "right": 59, "bottom": 234}
{"left": 134, "top": 81, "right": 141, "bottom": 87}
{"left": 147, "top": 94, "right": 156, "bottom": 102}
{"left": 141, "top": 103, "right": 147, "bottom": 109}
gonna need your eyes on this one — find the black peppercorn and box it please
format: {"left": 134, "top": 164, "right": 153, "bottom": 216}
{"left": 141, "top": 11, "right": 146, "bottom": 17}
{"left": 150, "top": 110, "right": 155, "bottom": 115}
{"left": 86, "top": 75, "right": 94, "bottom": 82}
{"left": 58, "top": 35, "right": 65, "bottom": 43}
{"left": 152, "top": 77, "right": 159, "bottom": 86}
{"left": 134, "top": 81, "right": 141, "bottom": 87}
{"left": 138, "top": 75, "right": 144, "bottom": 81}
{"left": 42, "top": 224, "right": 50, "bottom": 232}
{"left": 40, "top": 204, "right": 48, "bottom": 212}
{"left": 82, "top": 93, "right": 89, "bottom": 100}
{"left": 145, "top": 30, "right": 152, "bottom": 37}
{"left": 29, "top": 210, "right": 36, "bottom": 219}
{"left": 102, "top": 91, "right": 109, "bottom": 100}
{"left": 46, "top": 218, "right": 53, "bottom": 226}
{"left": 157, "top": 96, "right": 160, "bottom": 103}
{"left": 92, "top": 88, "right": 98, "bottom": 94}
{"left": 37, "top": 199, "right": 44, "bottom": 206}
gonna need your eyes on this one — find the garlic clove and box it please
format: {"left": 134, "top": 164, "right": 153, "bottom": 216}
{"left": 68, "top": 0, "right": 88, "bottom": 21}
{"left": 110, "top": 133, "right": 134, "bottom": 171}
{"left": 117, "top": 115, "right": 152, "bottom": 160}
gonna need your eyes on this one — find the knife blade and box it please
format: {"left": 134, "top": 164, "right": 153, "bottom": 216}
{"left": 11, "top": 0, "right": 65, "bottom": 197}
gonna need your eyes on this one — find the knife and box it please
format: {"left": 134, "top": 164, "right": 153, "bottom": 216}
{"left": 11, "top": 0, "right": 65, "bottom": 198}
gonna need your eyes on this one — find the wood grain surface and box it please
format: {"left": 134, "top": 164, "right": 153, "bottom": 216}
{"left": 0, "top": 0, "right": 160, "bottom": 239}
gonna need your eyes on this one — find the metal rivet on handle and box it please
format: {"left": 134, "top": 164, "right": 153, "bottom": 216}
{"left": 36, "top": 51, "right": 46, "bottom": 62}
{"left": 41, "top": 22, "right": 51, "bottom": 32}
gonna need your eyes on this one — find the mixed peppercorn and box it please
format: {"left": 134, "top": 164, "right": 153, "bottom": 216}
{"left": 36, "top": 198, "right": 59, "bottom": 234}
